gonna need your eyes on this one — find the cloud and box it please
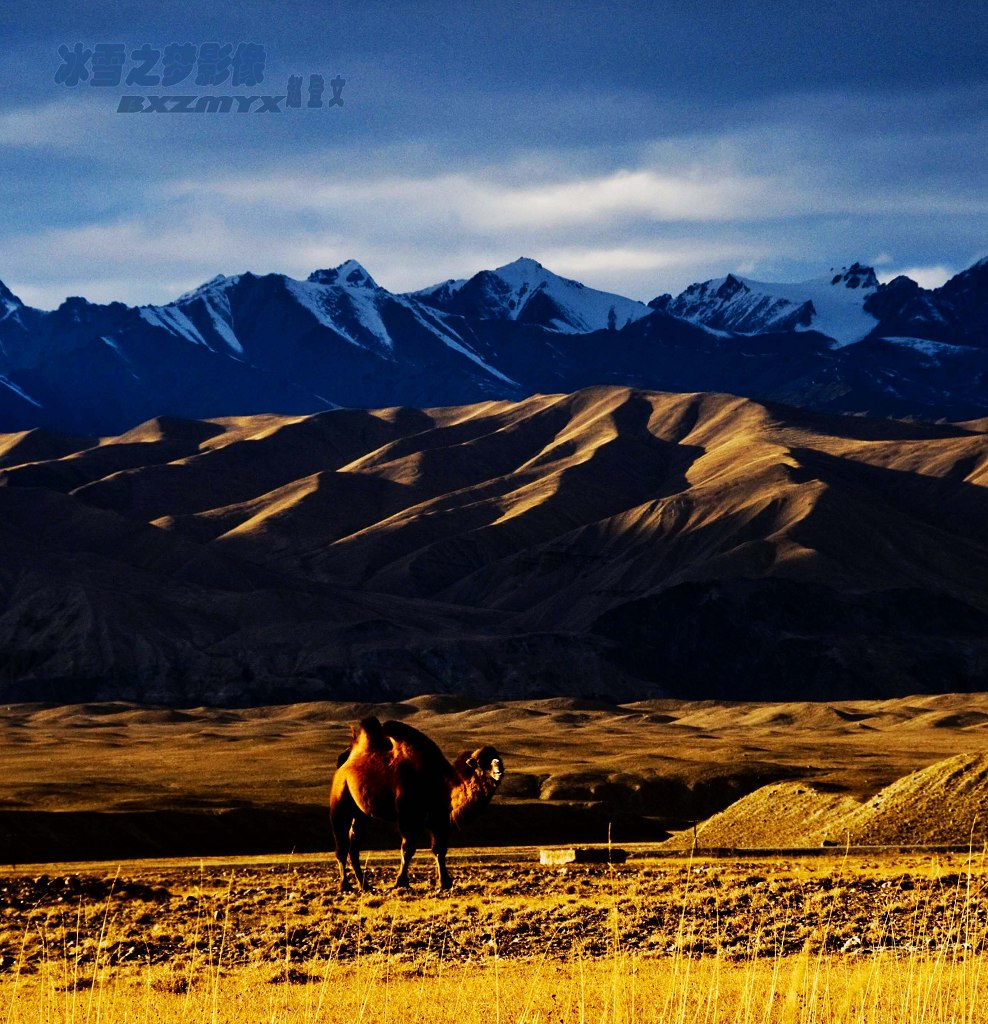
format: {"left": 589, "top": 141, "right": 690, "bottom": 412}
{"left": 174, "top": 87, "right": 988, "bottom": 236}
{"left": 1, "top": 79, "right": 985, "bottom": 307}
{"left": 877, "top": 265, "right": 955, "bottom": 289}
{"left": 1, "top": 144, "right": 805, "bottom": 306}
{"left": 178, "top": 165, "right": 805, "bottom": 230}
{"left": 2, "top": 212, "right": 344, "bottom": 307}
{"left": 0, "top": 98, "right": 94, "bottom": 148}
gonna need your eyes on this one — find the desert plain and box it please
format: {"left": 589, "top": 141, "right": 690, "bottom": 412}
{"left": 2, "top": 693, "right": 988, "bottom": 1022}
{"left": 3, "top": 691, "right": 988, "bottom": 852}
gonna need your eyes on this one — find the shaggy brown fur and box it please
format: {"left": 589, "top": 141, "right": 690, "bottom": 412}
{"left": 330, "top": 717, "right": 504, "bottom": 891}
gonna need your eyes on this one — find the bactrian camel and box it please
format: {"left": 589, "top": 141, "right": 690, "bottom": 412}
{"left": 330, "top": 717, "right": 504, "bottom": 891}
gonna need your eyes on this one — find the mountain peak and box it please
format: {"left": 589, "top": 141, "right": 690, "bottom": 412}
{"left": 307, "top": 260, "right": 378, "bottom": 289}
{"left": 175, "top": 273, "right": 239, "bottom": 303}
{"left": 489, "top": 257, "right": 558, "bottom": 286}
{"left": 495, "top": 257, "right": 546, "bottom": 273}
{"left": 717, "top": 274, "right": 749, "bottom": 299}
{"left": 0, "top": 279, "right": 24, "bottom": 312}
{"left": 411, "top": 256, "right": 650, "bottom": 334}
{"left": 488, "top": 257, "right": 606, "bottom": 302}
{"left": 827, "top": 263, "right": 879, "bottom": 291}
{"left": 666, "top": 265, "right": 879, "bottom": 345}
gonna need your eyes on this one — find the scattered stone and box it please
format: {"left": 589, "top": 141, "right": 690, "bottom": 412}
{"left": 539, "top": 847, "right": 628, "bottom": 865}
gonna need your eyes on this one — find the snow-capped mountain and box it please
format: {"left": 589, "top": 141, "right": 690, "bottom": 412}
{"left": 410, "top": 257, "right": 652, "bottom": 334}
{"left": 654, "top": 263, "right": 881, "bottom": 347}
{"left": 146, "top": 259, "right": 512, "bottom": 378}
{"left": 0, "top": 261, "right": 532, "bottom": 432}
{"left": 0, "top": 255, "right": 986, "bottom": 435}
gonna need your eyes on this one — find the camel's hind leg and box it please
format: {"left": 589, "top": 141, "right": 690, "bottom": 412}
{"left": 430, "top": 823, "right": 453, "bottom": 891}
{"left": 330, "top": 786, "right": 358, "bottom": 893}
{"left": 394, "top": 805, "right": 418, "bottom": 888}
{"left": 348, "top": 814, "right": 372, "bottom": 891}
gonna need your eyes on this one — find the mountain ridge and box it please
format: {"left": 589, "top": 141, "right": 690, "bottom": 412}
{"left": 1, "top": 255, "right": 986, "bottom": 433}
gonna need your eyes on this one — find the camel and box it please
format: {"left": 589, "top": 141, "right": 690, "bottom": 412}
{"left": 330, "top": 717, "right": 504, "bottom": 892}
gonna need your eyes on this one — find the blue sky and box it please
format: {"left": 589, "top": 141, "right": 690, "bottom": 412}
{"left": 1, "top": 0, "right": 986, "bottom": 308}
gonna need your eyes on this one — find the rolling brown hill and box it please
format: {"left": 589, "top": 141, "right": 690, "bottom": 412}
{"left": 665, "top": 751, "right": 988, "bottom": 849}
{"left": 1, "top": 385, "right": 987, "bottom": 704}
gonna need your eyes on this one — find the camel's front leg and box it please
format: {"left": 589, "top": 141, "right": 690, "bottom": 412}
{"left": 395, "top": 834, "right": 417, "bottom": 888}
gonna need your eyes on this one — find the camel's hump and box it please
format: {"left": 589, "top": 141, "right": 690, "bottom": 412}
{"left": 381, "top": 719, "right": 448, "bottom": 765}
{"left": 353, "top": 716, "right": 391, "bottom": 752}
{"left": 346, "top": 717, "right": 448, "bottom": 767}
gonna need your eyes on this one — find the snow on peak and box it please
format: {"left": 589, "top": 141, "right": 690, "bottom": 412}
{"left": 287, "top": 267, "right": 517, "bottom": 378}
{"left": 176, "top": 273, "right": 240, "bottom": 303}
{"left": 488, "top": 257, "right": 581, "bottom": 297}
{"left": 667, "top": 263, "right": 881, "bottom": 347}
{"left": 412, "top": 256, "right": 651, "bottom": 334}
{"left": 0, "top": 279, "right": 24, "bottom": 315}
{"left": 139, "top": 304, "right": 208, "bottom": 347}
{"left": 307, "top": 260, "right": 378, "bottom": 289}
{"left": 287, "top": 276, "right": 391, "bottom": 352}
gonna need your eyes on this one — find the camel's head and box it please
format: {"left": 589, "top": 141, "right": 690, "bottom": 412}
{"left": 459, "top": 745, "right": 505, "bottom": 788}
{"left": 451, "top": 745, "right": 504, "bottom": 827}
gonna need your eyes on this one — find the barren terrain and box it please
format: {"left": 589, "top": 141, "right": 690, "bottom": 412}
{"left": 3, "top": 696, "right": 988, "bottom": 1020}
{"left": 2, "top": 852, "right": 984, "bottom": 971}
{"left": 2, "top": 851, "right": 987, "bottom": 1023}
{"left": 2, "top": 387, "right": 987, "bottom": 703}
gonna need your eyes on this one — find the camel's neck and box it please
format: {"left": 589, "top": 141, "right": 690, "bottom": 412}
{"left": 450, "top": 771, "right": 498, "bottom": 829}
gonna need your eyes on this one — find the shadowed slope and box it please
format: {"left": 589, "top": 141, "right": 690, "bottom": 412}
{"left": 1, "top": 385, "right": 987, "bottom": 703}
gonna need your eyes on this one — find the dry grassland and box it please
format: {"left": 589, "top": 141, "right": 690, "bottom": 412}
{"left": 3, "top": 695, "right": 988, "bottom": 1019}
{"left": 1, "top": 851, "right": 987, "bottom": 1022}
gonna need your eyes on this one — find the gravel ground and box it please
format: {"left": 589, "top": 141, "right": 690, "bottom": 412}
{"left": 1, "top": 851, "right": 985, "bottom": 983}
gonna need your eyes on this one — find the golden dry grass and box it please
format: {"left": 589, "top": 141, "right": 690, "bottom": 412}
{"left": 2, "top": 851, "right": 988, "bottom": 1023}
{"left": 7, "top": 956, "right": 988, "bottom": 1024}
